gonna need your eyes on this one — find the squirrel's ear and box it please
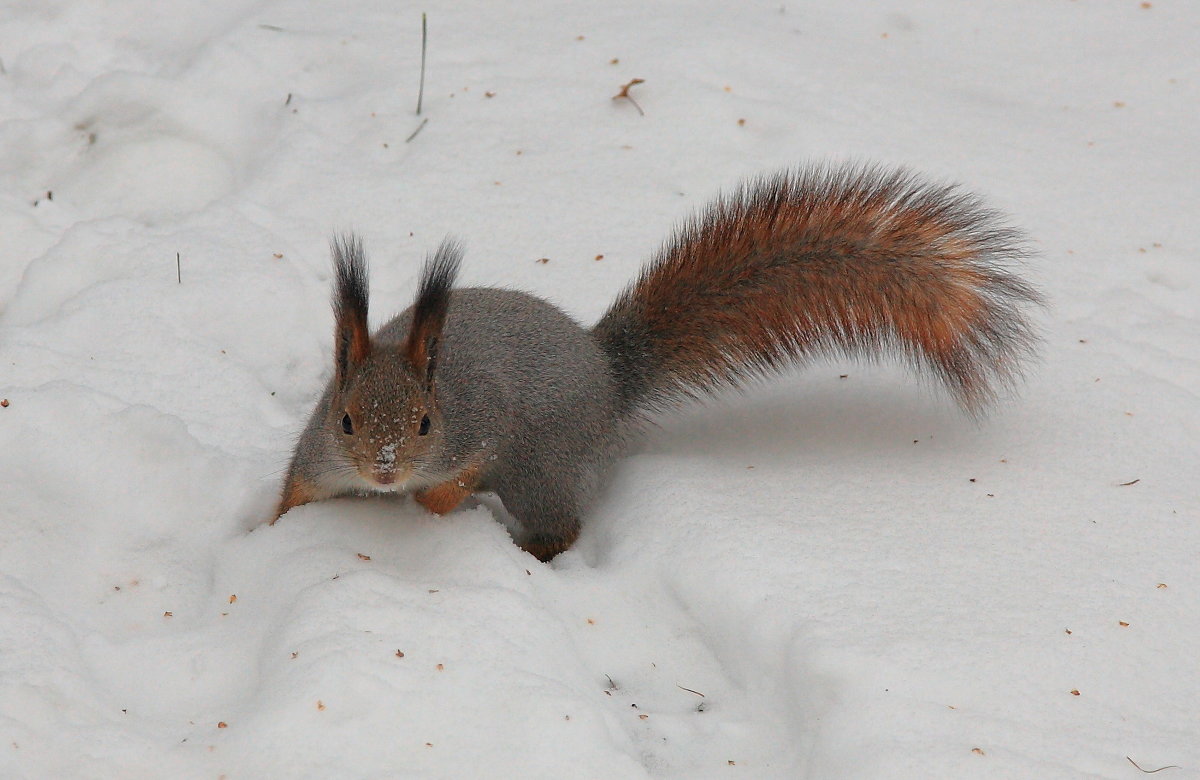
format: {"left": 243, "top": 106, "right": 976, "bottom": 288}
{"left": 405, "top": 239, "right": 463, "bottom": 389}
{"left": 331, "top": 234, "right": 371, "bottom": 388}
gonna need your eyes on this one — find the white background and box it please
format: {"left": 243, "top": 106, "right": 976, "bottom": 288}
{"left": 1, "top": 1, "right": 1196, "bottom": 777}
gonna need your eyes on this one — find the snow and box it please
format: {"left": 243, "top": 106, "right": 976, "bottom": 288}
{"left": 1, "top": 1, "right": 1197, "bottom": 778}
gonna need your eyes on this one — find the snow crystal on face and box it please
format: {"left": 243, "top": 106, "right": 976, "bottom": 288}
{"left": 377, "top": 441, "right": 398, "bottom": 469}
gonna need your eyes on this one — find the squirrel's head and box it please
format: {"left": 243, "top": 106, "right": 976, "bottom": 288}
{"left": 325, "top": 235, "right": 461, "bottom": 492}
{"left": 329, "top": 348, "right": 446, "bottom": 490}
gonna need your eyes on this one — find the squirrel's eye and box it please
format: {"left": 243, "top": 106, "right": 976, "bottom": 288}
{"left": 418, "top": 415, "right": 430, "bottom": 436}
{"left": 341, "top": 413, "right": 354, "bottom": 435}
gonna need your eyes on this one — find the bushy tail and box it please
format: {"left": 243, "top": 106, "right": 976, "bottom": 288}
{"left": 592, "top": 163, "right": 1044, "bottom": 418}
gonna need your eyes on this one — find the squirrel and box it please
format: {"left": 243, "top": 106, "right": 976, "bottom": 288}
{"left": 272, "top": 163, "right": 1043, "bottom": 561}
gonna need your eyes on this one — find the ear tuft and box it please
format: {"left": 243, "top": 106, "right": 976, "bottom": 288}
{"left": 405, "top": 238, "right": 463, "bottom": 387}
{"left": 331, "top": 233, "right": 371, "bottom": 387}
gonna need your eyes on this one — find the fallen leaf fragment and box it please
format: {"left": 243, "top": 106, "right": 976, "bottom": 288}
{"left": 316, "top": 700, "right": 325, "bottom": 711}
{"left": 395, "top": 650, "right": 405, "bottom": 658}
{"left": 228, "top": 594, "right": 237, "bottom": 604}
{"left": 357, "top": 553, "right": 371, "bottom": 561}
{"left": 972, "top": 748, "right": 985, "bottom": 756}
{"left": 1070, "top": 689, "right": 1080, "bottom": 696}
{"left": 612, "top": 78, "right": 646, "bottom": 115}
{"left": 217, "top": 721, "right": 227, "bottom": 729}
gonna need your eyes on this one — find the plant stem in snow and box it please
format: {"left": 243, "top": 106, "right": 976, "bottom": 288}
{"left": 417, "top": 13, "right": 427, "bottom": 115}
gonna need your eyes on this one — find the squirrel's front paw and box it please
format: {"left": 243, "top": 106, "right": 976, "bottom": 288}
{"left": 414, "top": 465, "right": 482, "bottom": 515}
{"left": 414, "top": 482, "right": 472, "bottom": 515}
{"left": 272, "top": 475, "right": 319, "bottom": 523}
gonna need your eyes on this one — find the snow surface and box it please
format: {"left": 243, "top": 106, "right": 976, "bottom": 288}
{"left": 1, "top": 1, "right": 1197, "bottom": 778}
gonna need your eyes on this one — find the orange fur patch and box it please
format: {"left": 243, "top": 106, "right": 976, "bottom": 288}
{"left": 346, "top": 317, "right": 370, "bottom": 365}
{"left": 273, "top": 476, "right": 318, "bottom": 523}
{"left": 414, "top": 482, "right": 471, "bottom": 515}
{"left": 414, "top": 463, "right": 481, "bottom": 515}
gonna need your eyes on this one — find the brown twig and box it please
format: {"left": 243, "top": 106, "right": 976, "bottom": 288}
{"left": 612, "top": 78, "right": 645, "bottom": 115}
{"left": 676, "top": 684, "right": 705, "bottom": 697}
{"left": 405, "top": 117, "right": 429, "bottom": 143}
{"left": 1126, "top": 756, "right": 1180, "bottom": 773}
